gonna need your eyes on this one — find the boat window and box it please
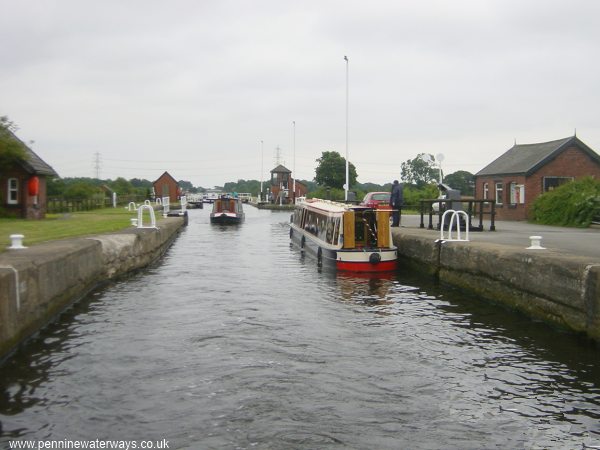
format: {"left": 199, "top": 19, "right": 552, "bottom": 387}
{"left": 325, "top": 217, "right": 334, "bottom": 244}
{"left": 317, "top": 214, "right": 327, "bottom": 241}
{"left": 304, "top": 211, "right": 317, "bottom": 235}
{"left": 294, "top": 210, "right": 300, "bottom": 226}
{"left": 318, "top": 216, "right": 327, "bottom": 242}
{"left": 354, "top": 213, "right": 365, "bottom": 244}
{"left": 365, "top": 211, "right": 378, "bottom": 246}
{"left": 333, "top": 217, "right": 340, "bottom": 245}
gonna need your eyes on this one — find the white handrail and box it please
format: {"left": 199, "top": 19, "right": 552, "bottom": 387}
{"left": 440, "top": 209, "right": 470, "bottom": 242}
{"left": 137, "top": 204, "right": 158, "bottom": 229}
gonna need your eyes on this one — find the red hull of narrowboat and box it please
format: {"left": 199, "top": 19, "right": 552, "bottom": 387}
{"left": 336, "top": 259, "right": 397, "bottom": 272}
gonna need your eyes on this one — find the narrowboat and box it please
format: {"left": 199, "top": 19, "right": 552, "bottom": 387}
{"left": 289, "top": 199, "right": 397, "bottom": 272}
{"left": 210, "top": 195, "right": 245, "bottom": 224}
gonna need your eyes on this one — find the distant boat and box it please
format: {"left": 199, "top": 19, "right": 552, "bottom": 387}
{"left": 289, "top": 198, "right": 397, "bottom": 272}
{"left": 210, "top": 195, "right": 245, "bottom": 224}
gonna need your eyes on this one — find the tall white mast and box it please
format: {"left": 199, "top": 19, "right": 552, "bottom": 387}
{"left": 344, "top": 55, "right": 349, "bottom": 201}
{"left": 292, "top": 121, "right": 296, "bottom": 204}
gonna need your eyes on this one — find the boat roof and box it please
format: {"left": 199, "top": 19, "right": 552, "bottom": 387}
{"left": 300, "top": 198, "right": 370, "bottom": 214}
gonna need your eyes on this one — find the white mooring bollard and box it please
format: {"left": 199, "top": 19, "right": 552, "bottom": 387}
{"left": 8, "top": 234, "right": 27, "bottom": 249}
{"left": 527, "top": 235, "right": 545, "bottom": 250}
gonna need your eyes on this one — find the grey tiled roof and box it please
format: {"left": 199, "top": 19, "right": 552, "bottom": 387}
{"left": 6, "top": 129, "right": 58, "bottom": 177}
{"left": 271, "top": 164, "right": 291, "bottom": 173}
{"left": 476, "top": 136, "right": 600, "bottom": 176}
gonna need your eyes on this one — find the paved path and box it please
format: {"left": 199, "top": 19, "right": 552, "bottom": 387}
{"left": 398, "top": 214, "right": 600, "bottom": 262}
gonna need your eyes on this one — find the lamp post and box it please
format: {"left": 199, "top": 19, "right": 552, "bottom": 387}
{"left": 344, "top": 55, "right": 349, "bottom": 202}
{"left": 292, "top": 121, "right": 296, "bottom": 204}
{"left": 421, "top": 153, "right": 445, "bottom": 184}
{"left": 435, "top": 153, "right": 445, "bottom": 184}
{"left": 260, "top": 140, "right": 264, "bottom": 202}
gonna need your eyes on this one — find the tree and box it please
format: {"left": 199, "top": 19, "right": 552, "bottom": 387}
{"left": 177, "top": 180, "right": 196, "bottom": 193}
{"left": 130, "top": 178, "right": 153, "bottom": 189}
{"left": 443, "top": 171, "right": 474, "bottom": 196}
{"left": 0, "top": 116, "right": 28, "bottom": 169}
{"left": 314, "top": 151, "right": 357, "bottom": 189}
{"left": 400, "top": 153, "right": 438, "bottom": 188}
{"left": 63, "top": 182, "right": 99, "bottom": 200}
{"left": 109, "top": 177, "right": 134, "bottom": 195}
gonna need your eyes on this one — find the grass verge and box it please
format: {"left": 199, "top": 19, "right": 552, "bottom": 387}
{"left": 0, "top": 208, "right": 136, "bottom": 251}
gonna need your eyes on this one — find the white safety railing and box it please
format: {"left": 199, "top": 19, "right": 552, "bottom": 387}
{"left": 440, "top": 209, "right": 470, "bottom": 242}
{"left": 137, "top": 204, "right": 158, "bottom": 229}
{"left": 127, "top": 201, "right": 137, "bottom": 212}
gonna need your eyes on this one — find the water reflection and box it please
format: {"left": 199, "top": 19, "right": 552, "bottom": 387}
{"left": 335, "top": 272, "right": 396, "bottom": 304}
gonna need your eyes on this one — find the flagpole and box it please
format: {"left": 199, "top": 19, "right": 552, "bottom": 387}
{"left": 292, "top": 121, "right": 296, "bottom": 204}
{"left": 344, "top": 55, "right": 349, "bottom": 202}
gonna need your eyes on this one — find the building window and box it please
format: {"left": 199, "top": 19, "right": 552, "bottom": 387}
{"left": 495, "top": 182, "right": 503, "bottom": 205}
{"left": 483, "top": 183, "right": 489, "bottom": 199}
{"left": 7, "top": 178, "right": 18, "bottom": 204}
{"left": 543, "top": 176, "right": 573, "bottom": 192}
{"left": 509, "top": 182, "right": 525, "bottom": 204}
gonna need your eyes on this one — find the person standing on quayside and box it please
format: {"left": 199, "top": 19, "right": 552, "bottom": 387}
{"left": 390, "top": 180, "right": 403, "bottom": 227}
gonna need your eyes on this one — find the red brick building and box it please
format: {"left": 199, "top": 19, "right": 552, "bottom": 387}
{"left": 152, "top": 171, "right": 180, "bottom": 203}
{"left": 474, "top": 136, "right": 600, "bottom": 220}
{"left": 269, "top": 164, "right": 308, "bottom": 204}
{"left": 0, "top": 130, "right": 58, "bottom": 219}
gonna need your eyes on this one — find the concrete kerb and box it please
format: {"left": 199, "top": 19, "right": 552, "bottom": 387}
{"left": 0, "top": 216, "right": 185, "bottom": 361}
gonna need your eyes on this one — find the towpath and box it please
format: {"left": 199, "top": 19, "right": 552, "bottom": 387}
{"left": 398, "top": 214, "right": 600, "bottom": 262}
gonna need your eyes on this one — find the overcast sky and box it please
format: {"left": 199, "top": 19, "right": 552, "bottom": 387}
{"left": 2, "top": 0, "right": 599, "bottom": 188}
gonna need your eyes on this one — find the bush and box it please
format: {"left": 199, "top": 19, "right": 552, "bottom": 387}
{"left": 403, "top": 184, "right": 439, "bottom": 209}
{"left": 309, "top": 187, "right": 348, "bottom": 201}
{"left": 531, "top": 177, "right": 600, "bottom": 227}
{"left": 63, "top": 182, "right": 100, "bottom": 200}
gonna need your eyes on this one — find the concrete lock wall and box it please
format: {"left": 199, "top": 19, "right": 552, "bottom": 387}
{"left": 0, "top": 217, "right": 185, "bottom": 360}
{"left": 395, "top": 232, "right": 600, "bottom": 342}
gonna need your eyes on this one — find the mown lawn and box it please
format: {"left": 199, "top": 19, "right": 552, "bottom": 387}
{"left": 0, "top": 208, "right": 136, "bottom": 250}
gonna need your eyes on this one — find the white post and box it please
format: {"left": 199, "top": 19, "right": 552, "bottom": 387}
{"left": 180, "top": 195, "right": 187, "bottom": 215}
{"left": 527, "top": 235, "right": 545, "bottom": 250}
{"left": 8, "top": 234, "right": 26, "bottom": 249}
{"left": 260, "top": 140, "right": 264, "bottom": 202}
{"left": 112, "top": 192, "right": 117, "bottom": 208}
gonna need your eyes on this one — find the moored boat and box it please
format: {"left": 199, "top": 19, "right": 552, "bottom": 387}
{"left": 210, "top": 195, "right": 245, "bottom": 224}
{"left": 289, "top": 199, "right": 397, "bottom": 272}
